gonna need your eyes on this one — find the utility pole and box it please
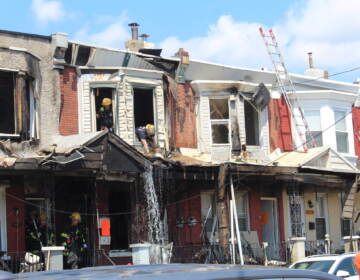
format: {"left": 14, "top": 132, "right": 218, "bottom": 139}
{"left": 216, "top": 164, "right": 230, "bottom": 262}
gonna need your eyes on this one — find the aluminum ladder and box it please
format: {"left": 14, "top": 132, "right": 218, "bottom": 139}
{"left": 259, "top": 27, "right": 316, "bottom": 151}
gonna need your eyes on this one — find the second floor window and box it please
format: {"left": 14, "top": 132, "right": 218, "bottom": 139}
{"left": 244, "top": 101, "right": 259, "bottom": 146}
{"left": 209, "top": 98, "right": 229, "bottom": 144}
{"left": 335, "top": 110, "right": 348, "bottom": 153}
{"left": 304, "top": 110, "right": 323, "bottom": 146}
{"left": 0, "top": 71, "right": 15, "bottom": 134}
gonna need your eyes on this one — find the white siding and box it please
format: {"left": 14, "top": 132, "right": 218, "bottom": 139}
{"left": 82, "top": 81, "right": 92, "bottom": 133}
{"left": 198, "top": 96, "right": 211, "bottom": 153}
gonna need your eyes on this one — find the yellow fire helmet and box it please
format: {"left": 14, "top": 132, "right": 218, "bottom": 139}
{"left": 71, "top": 212, "right": 81, "bottom": 222}
{"left": 39, "top": 213, "right": 47, "bottom": 221}
{"left": 102, "top": 98, "right": 112, "bottom": 106}
{"left": 145, "top": 124, "right": 155, "bottom": 136}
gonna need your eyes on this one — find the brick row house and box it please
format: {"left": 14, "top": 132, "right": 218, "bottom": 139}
{"left": 0, "top": 28, "right": 359, "bottom": 270}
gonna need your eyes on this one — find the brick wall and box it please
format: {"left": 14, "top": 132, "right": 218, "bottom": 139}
{"left": 59, "top": 67, "right": 79, "bottom": 135}
{"left": 173, "top": 83, "right": 198, "bottom": 148}
{"left": 268, "top": 96, "right": 293, "bottom": 152}
{"left": 352, "top": 106, "right": 360, "bottom": 159}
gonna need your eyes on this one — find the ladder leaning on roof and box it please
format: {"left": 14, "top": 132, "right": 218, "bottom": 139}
{"left": 259, "top": 27, "right": 316, "bottom": 152}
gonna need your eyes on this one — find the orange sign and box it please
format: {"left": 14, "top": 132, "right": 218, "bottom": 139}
{"left": 305, "top": 210, "right": 314, "bottom": 215}
{"left": 101, "top": 219, "right": 111, "bottom": 236}
{"left": 260, "top": 212, "right": 269, "bottom": 225}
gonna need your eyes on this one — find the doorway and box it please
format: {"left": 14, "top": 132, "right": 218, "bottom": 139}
{"left": 133, "top": 88, "right": 154, "bottom": 128}
{"left": 315, "top": 193, "right": 329, "bottom": 240}
{"left": 260, "top": 198, "right": 280, "bottom": 260}
{"left": 94, "top": 87, "right": 113, "bottom": 131}
{"left": 109, "top": 191, "right": 131, "bottom": 250}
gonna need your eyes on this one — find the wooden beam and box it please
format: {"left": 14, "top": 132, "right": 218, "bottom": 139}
{"left": 216, "top": 164, "right": 230, "bottom": 262}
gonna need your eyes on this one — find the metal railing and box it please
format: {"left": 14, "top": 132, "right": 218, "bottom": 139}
{"left": 171, "top": 242, "right": 292, "bottom": 265}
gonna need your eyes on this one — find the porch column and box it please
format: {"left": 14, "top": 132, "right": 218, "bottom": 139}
{"left": 216, "top": 164, "right": 230, "bottom": 262}
{"left": 289, "top": 237, "right": 306, "bottom": 263}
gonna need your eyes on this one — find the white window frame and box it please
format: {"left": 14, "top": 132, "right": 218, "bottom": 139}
{"left": 131, "top": 85, "right": 157, "bottom": 146}
{"left": 90, "top": 86, "right": 117, "bottom": 133}
{"left": 0, "top": 186, "right": 7, "bottom": 251}
{"left": 334, "top": 109, "right": 349, "bottom": 153}
{"left": 209, "top": 97, "right": 230, "bottom": 146}
{"left": 303, "top": 109, "right": 323, "bottom": 146}
{"left": 235, "top": 191, "right": 250, "bottom": 231}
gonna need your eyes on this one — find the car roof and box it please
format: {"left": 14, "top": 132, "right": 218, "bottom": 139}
{"left": 4, "top": 264, "right": 342, "bottom": 280}
{"left": 293, "top": 253, "right": 356, "bottom": 263}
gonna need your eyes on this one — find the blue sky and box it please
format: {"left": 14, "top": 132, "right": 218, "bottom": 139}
{"left": 2, "top": 0, "right": 360, "bottom": 82}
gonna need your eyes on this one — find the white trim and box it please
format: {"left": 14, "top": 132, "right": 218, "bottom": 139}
{"left": 315, "top": 193, "right": 330, "bottom": 238}
{"left": 0, "top": 186, "right": 7, "bottom": 251}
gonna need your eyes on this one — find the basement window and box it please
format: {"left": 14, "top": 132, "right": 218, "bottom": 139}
{"left": 133, "top": 88, "right": 154, "bottom": 128}
{"left": 244, "top": 101, "right": 259, "bottom": 146}
{"left": 209, "top": 98, "right": 229, "bottom": 144}
{"left": 0, "top": 71, "right": 15, "bottom": 134}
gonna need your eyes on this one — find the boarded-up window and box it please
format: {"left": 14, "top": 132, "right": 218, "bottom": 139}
{"left": 0, "top": 71, "right": 15, "bottom": 134}
{"left": 209, "top": 98, "right": 229, "bottom": 144}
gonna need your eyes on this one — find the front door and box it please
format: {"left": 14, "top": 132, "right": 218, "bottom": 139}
{"left": 316, "top": 193, "right": 329, "bottom": 240}
{"left": 260, "top": 198, "right": 280, "bottom": 260}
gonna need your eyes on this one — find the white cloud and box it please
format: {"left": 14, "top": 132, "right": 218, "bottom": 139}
{"left": 73, "top": 15, "right": 130, "bottom": 49}
{"left": 160, "top": 0, "right": 360, "bottom": 78}
{"left": 31, "top": 0, "right": 66, "bottom": 24}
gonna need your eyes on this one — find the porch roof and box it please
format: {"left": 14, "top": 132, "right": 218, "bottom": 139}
{"left": 269, "top": 146, "right": 359, "bottom": 174}
{"left": 0, "top": 131, "right": 151, "bottom": 176}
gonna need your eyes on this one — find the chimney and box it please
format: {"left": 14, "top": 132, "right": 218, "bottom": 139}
{"left": 139, "top": 34, "right": 150, "bottom": 41}
{"left": 128, "top": 22, "right": 139, "bottom": 40}
{"left": 304, "top": 52, "right": 328, "bottom": 79}
{"left": 307, "top": 52, "right": 314, "bottom": 69}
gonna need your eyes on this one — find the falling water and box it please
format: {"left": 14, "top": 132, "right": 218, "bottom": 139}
{"left": 143, "top": 166, "right": 164, "bottom": 244}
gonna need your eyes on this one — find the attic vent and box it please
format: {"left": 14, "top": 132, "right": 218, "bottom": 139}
{"left": 75, "top": 46, "right": 91, "bottom": 66}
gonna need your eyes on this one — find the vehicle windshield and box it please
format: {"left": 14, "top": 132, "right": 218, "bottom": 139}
{"left": 292, "top": 260, "right": 335, "bottom": 272}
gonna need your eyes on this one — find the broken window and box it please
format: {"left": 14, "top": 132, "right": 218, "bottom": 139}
{"left": 304, "top": 110, "right": 323, "bottom": 146}
{"left": 133, "top": 88, "right": 154, "bottom": 128}
{"left": 209, "top": 98, "right": 229, "bottom": 144}
{"left": 109, "top": 191, "right": 131, "bottom": 250}
{"left": 0, "top": 71, "right": 15, "bottom": 134}
{"left": 0, "top": 71, "right": 33, "bottom": 139}
{"left": 244, "top": 101, "right": 259, "bottom": 146}
{"left": 94, "top": 87, "right": 114, "bottom": 131}
{"left": 335, "top": 110, "right": 348, "bottom": 153}
{"left": 235, "top": 192, "right": 249, "bottom": 231}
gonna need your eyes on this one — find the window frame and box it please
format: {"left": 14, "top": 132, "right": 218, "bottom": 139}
{"left": 209, "top": 97, "right": 230, "bottom": 146}
{"left": 334, "top": 109, "right": 349, "bottom": 153}
{"left": 244, "top": 100, "right": 260, "bottom": 146}
{"left": 235, "top": 191, "right": 250, "bottom": 231}
{"left": 303, "top": 109, "right": 323, "bottom": 147}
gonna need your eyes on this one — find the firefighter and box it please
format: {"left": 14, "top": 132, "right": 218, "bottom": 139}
{"left": 25, "top": 210, "right": 41, "bottom": 255}
{"left": 135, "top": 124, "right": 158, "bottom": 154}
{"left": 38, "top": 213, "right": 55, "bottom": 248}
{"left": 96, "top": 98, "right": 113, "bottom": 130}
{"left": 61, "top": 212, "right": 87, "bottom": 269}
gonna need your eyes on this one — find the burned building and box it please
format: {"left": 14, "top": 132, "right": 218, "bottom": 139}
{"left": 0, "top": 25, "right": 359, "bottom": 272}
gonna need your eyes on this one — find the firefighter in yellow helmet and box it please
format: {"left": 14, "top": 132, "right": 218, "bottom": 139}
{"left": 135, "top": 124, "right": 158, "bottom": 154}
{"left": 96, "top": 98, "right": 113, "bottom": 131}
{"left": 61, "top": 212, "right": 87, "bottom": 269}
